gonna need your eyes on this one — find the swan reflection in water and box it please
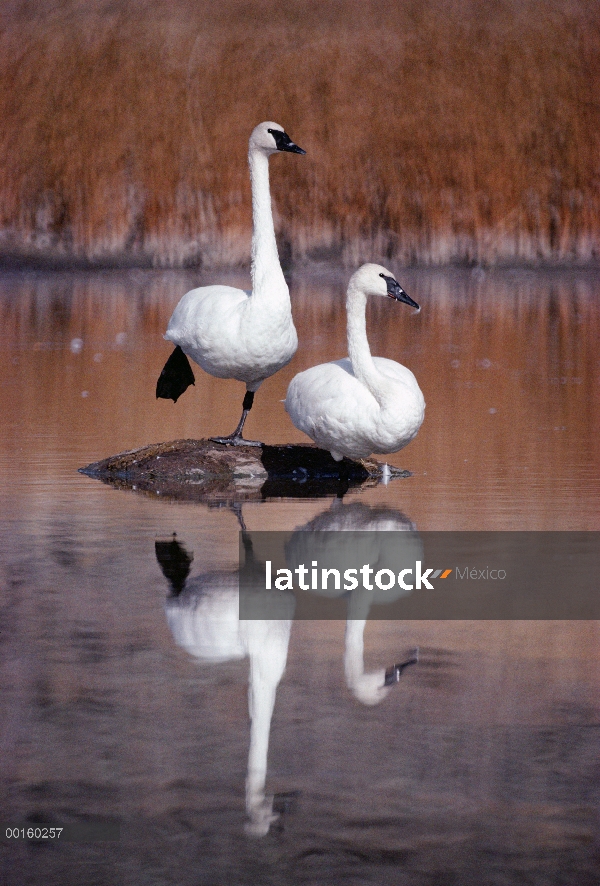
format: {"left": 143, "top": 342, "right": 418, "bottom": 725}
{"left": 156, "top": 502, "right": 419, "bottom": 836}
{"left": 285, "top": 501, "right": 421, "bottom": 705}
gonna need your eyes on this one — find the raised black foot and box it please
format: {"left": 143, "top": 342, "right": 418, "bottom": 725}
{"left": 384, "top": 647, "right": 419, "bottom": 686}
{"left": 209, "top": 435, "right": 263, "bottom": 447}
{"left": 156, "top": 345, "right": 195, "bottom": 403}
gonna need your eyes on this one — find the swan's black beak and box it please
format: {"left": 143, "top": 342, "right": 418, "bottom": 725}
{"left": 383, "top": 275, "right": 420, "bottom": 310}
{"left": 270, "top": 129, "right": 306, "bottom": 154}
{"left": 285, "top": 141, "right": 306, "bottom": 154}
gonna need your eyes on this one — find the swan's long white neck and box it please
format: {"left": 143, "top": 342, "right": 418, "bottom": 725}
{"left": 248, "top": 148, "right": 287, "bottom": 300}
{"left": 346, "top": 282, "right": 394, "bottom": 405}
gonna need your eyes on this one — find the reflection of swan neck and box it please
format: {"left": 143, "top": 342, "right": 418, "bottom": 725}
{"left": 246, "top": 660, "right": 279, "bottom": 837}
{"left": 249, "top": 148, "right": 285, "bottom": 298}
{"left": 344, "top": 618, "right": 389, "bottom": 707}
{"left": 245, "top": 620, "right": 292, "bottom": 836}
{"left": 344, "top": 617, "right": 366, "bottom": 684}
{"left": 346, "top": 282, "right": 389, "bottom": 404}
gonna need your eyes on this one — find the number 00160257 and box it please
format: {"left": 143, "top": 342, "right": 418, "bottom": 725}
{"left": 3, "top": 826, "right": 63, "bottom": 840}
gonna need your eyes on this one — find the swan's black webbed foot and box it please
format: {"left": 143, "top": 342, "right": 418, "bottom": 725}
{"left": 156, "top": 345, "right": 195, "bottom": 402}
{"left": 209, "top": 434, "right": 263, "bottom": 447}
{"left": 272, "top": 790, "right": 301, "bottom": 815}
{"left": 384, "top": 647, "right": 419, "bottom": 686}
{"left": 211, "top": 391, "right": 262, "bottom": 446}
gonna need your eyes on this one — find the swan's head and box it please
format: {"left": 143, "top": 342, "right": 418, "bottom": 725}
{"left": 350, "top": 263, "right": 420, "bottom": 312}
{"left": 350, "top": 670, "right": 392, "bottom": 706}
{"left": 250, "top": 121, "right": 306, "bottom": 156}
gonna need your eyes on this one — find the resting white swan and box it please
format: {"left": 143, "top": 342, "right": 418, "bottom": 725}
{"left": 285, "top": 263, "right": 425, "bottom": 460}
{"left": 156, "top": 121, "right": 305, "bottom": 445}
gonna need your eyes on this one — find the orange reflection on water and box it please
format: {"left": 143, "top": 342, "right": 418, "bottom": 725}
{"left": 0, "top": 267, "right": 598, "bottom": 529}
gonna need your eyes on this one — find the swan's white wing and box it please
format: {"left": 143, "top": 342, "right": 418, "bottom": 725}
{"left": 237, "top": 293, "right": 298, "bottom": 381}
{"left": 166, "top": 285, "right": 248, "bottom": 347}
{"left": 373, "top": 356, "right": 421, "bottom": 391}
{"left": 165, "top": 580, "right": 247, "bottom": 662}
{"left": 286, "top": 356, "right": 425, "bottom": 459}
{"left": 285, "top": 359, "right": 380, "bottom": 458}
{"left": 166, "top": 285, "right": 263, "bottom": 381}
{"left": 166, "top": 283, "right": 296, "bottom": 384}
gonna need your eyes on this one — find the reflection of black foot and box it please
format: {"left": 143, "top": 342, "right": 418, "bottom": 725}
{"left": 384, "top": 647, "right": 419, "bottom": 686}
{"left": 210, "top": 435, "right": 263, "bottom": 447}
{"left": 155, "top": 534, "right": 194, "bottom": 597}
{"left": 272, "top": 790, "right": 301, "bottom": 816}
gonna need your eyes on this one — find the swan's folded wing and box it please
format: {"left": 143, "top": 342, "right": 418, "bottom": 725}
{"left": 373, "top": 356, "right": 421, "bottom": 390}
{"left": 286, "top": 360, "right": 377, "bottom": 443}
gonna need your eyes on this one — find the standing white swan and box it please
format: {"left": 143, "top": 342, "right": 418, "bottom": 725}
{"left": 285, "top": 263, "right": 425, "bottom": 460}
{"left": 156, "top": 122, "right": 305, "bottom": 445}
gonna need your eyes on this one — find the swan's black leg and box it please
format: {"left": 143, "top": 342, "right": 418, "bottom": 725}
{"left": 211, "top": 391, "right": 263, "bottom": 447}
{"left": 233, "top": 504, "right": 248, "bottom": 532}
{"left": 156, "top": 346, "right": 195, "bottom": 402}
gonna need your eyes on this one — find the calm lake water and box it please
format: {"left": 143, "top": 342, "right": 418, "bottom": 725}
{"left": 1, "top": 267, "right": 599, "bottom": 885}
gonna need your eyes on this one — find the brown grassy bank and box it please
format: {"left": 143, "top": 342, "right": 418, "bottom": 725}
{"left": 1, "top": 0, "right": 599, "bottom": 268}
